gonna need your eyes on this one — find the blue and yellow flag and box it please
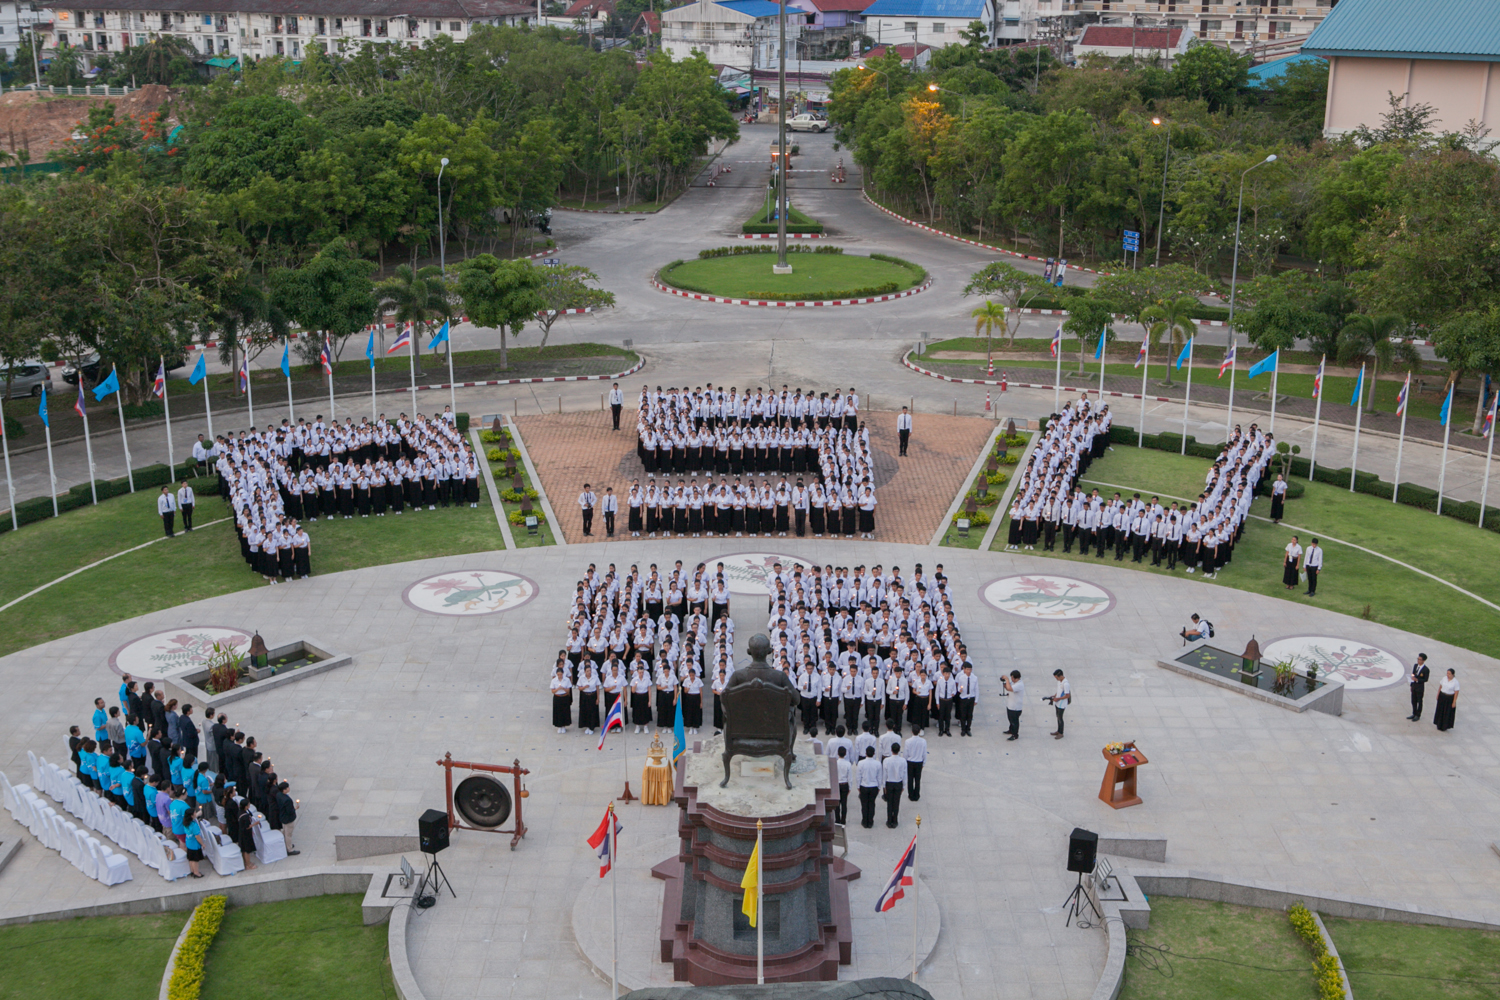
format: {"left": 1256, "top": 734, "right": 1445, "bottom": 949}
{"left": 672, "top": 691, "right": 686, "bottom": 765}
{"left": 741, "top": 837, "right": 760, "bottom": 926}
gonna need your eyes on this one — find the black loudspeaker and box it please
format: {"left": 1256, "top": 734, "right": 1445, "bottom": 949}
{"left": 455, "top": 774, "right": 512, "bottom": 829}
{"left": 1067, "top": 827, "right": 1098, "bottom": 874}
{"left": 419, "top": 809, "right": 451, "bottom": 854}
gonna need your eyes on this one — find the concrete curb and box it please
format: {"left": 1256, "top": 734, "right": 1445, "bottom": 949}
{"left": 388, "top": 897, "right": 425, "bottom": 1000}
{"left": 737, "top": 232, "right": 826, "bottom": 239}
{"left": 932, "top": 423, "right": 1002, "bottom": 547}
{"left": 981, "top": 425, "right": 1041, "bottom": 551}
{"left": 157, "top": 908, "right": 197, "bottom": 1000}
{"left": 1310, "top": 910, "right": 1356, "bottom": 1000}
{"left": 507, "top": 417, "right": 565, "bottom": 547}
{"left": 0, "top": 836, "right": 21, "bottom": 876}
{"left": 651, "top": 274, "right": 933, "bottom": 308}
{"left": 470, "top": 428, "right": 515, "bottom": 548}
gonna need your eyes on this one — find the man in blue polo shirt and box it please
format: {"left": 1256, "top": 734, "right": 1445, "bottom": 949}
{"left": 125, "top": 720, "right": 147, "bottom": 770}
{"left": 92, "top": 698, "right": 109, "bottom": 743}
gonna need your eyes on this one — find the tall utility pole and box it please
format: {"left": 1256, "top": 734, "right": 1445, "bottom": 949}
{"left": 773, "top": 0, "right": 791, "bottom": 275}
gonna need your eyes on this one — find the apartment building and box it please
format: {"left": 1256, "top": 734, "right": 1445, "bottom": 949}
{"left": 660, "top": 0, "right": 802, "bottom": 71}
{"left": 1, "top": 1, "right": 49, "bottom": 59}
{"left": 861, "top": 0, "right": 999, "bottom": 50}
{"left": 1001, "top": 0, "right": 1334, "bottom": 56}
{"left": 48, "top": 0, "right": 535, "bottom": 63}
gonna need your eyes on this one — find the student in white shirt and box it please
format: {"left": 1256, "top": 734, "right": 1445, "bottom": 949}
{"left": 833, "top": 746, "right": 852, "bottom": 826}
{"left": 903, "top": 727, "right": 927, "bottom": 801}
{"left": 856, "top": 747, "right": 882, "bottom": 829}
{"left": 157, "top": 486, "right": 177, "bottom": 537}
{"left": 1303, "top": 538, "right": 1323, "bottom": 597}
{"left": 1282, "top": 535, "right": 1303, "bottom": 590}
{"left": 881, "top": 743, "right": 907, "bottom": 828}
{"left": 176, "top": 481, "right": 196, "bottom": 532}
{"left": 1046, "top": 669, "right": 1071, "bottom": 739}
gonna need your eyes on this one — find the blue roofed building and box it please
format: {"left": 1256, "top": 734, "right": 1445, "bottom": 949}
{"left": 861, "top": 0, "right": 998, "bottom": 50}
{"left": 1302, "top": 0, "right": 1500, "bottom": 139}
{"left": 661, "top": 0, "right": 804, "bottom": 70}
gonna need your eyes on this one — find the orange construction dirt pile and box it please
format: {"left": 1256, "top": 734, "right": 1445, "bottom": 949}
{"left": 0, "top": 83, "right": 180, "bottom": 161}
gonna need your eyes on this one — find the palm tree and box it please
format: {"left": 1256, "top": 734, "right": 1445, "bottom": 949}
{"left": 970, "top": 299, "right": 1006, "bottom": 371}
{"left": 1140, "top": 295, "right": 1197, "bottom": 387}
{"left": 1338, "top": 313, "right": 1419, "bottom": 413}
{"left": 376, "top": 265, "right": 451, "bottom": 374}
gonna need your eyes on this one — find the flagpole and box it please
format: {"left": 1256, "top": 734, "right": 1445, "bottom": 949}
{"left": 1097, "top": 329, "right": 1106, "bottom": 400}
{"left": 1268, "top": 365, "right": 1278, "bottom": 437}
{"left": 910, "top": 815, "right": 921, "bottom": 982}
{"left": 326, "top": 335, "right": 336, "bottom": 419}
{"left": 370, "top": 329, "right": 378, "bottom": 422}
{"left": 1348, "top": 364, "right": 1364, "bottom": 492}
{"left": 1053, "top": 327, "right": 1061, "bottom": 414}
{"left": 1392, "top": 374, "right": 1409, "bottom": 504}
{"left": 1181, "top": 337, "right": 1193, "bottom": 455}
{"left": 446, "top": 322, "right": 457, "bottom": 414}
{"left": 1309, "top": 357, "right": 1324, "bottom": 481}
{"left": 202, "top": 356, "right": 214, "bottom": 442}
{"left": 1437, "top": 383, "right": 1453, "bottom": 516}
{"left": 0, "top": 396, "right": 14, "bottom": 529}
{"left": 244, "top": 341, "right": 255, "bottom": 428}
{"left": 1482, "top": 392, "right": 1494, "bottom": 527}
{"left": 609, "top": 802, "right": 618, "bottom": 1000}
{"left": 618, "top": 722, "right": 634, "bottom": 801}
{"left": 79, "top": 384, "right": 97, "bottom": 505}
{"left": 1225, "top": 337, "right": 1236, "bottom": 436}
{"left": 1137, "top": 336, "right": 1148, "bottom": 448}
{"left": 756, "top": 818, "right": 764, "bottom": 986}
{"left": 113, "top": 366, "right": 134, "bottom": 493}
{"left": 160, "top": 355, "right": 176, "bottom": 477}
{"left": 408, "top": 321, "right": 418, "bottom": 409}
{"left": 41, "top": 390, "right": 57, "bottom": 516}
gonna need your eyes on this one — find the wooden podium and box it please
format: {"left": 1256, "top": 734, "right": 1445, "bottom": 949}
{"left": 1098, "top": 745, "right": 1147, "bottom": 809}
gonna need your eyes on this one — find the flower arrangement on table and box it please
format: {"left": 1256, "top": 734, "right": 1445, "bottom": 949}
{"left": 1104, "top": 741, "right": 1128, "bottom": 756}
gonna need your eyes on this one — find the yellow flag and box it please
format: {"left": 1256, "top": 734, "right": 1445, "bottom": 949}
{"left": 740, "top": 839, "right": 760, "bottom": 927}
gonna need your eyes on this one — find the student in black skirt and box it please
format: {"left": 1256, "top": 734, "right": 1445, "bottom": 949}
{"left": 551, "top": 666, "right": 573, "bottom": 734}
{"left": 712, "top": 663, "right": 729, "bottom": 734}
{"left": 576, "top": 662, "right": 601, "bottom": 734}
{"left": 681, "top": 671, "right": 704, "bottom": 734}
{"left": 629, "top": 664, "right": 653, "bottom": 734}
{"left": 654, "top": 663, "right": 677, "bottom": 732}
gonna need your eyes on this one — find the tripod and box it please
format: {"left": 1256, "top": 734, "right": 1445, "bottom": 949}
{"left": 1062, "top": 871, "right": 1100, "bottom": 927}
{"left": 423, "top": 852, "right": 455, "bottom": 900}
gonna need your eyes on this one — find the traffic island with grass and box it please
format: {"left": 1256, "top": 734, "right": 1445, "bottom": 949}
{"left": 742, "top": 203, "right": 824, "bottom": 234}
{"left": 659, "top": 247, "right": 925, "bottom": 301}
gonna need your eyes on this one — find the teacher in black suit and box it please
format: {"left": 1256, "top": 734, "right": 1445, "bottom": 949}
{"left": 1407, "top": 653, "right": 1430, "bottom": 722}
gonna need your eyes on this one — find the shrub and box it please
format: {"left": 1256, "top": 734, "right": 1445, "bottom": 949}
{"left": 480, "top": 428, "right": 510, "bottom": 444}
{"left": 508, "top": 509, "right": 546, "bottom": 525}
{"left": 501, "top": 487, "right": 539, "bottom": 502}
{"left": 3, "top": 412, "right": 21, "bottom": 439}
{"left": 696, "top": 244, "right": 819, "bottom": 259}
{"left": 966, "top": 490, "right": 999, "bottom": 507}
{"left": 745, "top": 281, "right": 902, "bottom": 300}
{"left": 997, "top": 453, "right": 1019, "bottom": 466}
{"left": 167, "top": 895, "right": 227, "bottom": 1000}
{"left": 813, "top": 244, "right": 844, "bottom": 254}
{"left": 455, "top": 411, "right": 470, "bottom": 434}
{"left": 1287, "top": 903, "right": 1346, "bottom": 1000}
{"left": 122, "top": 400, "right": 164, "bottom": 419}
{"left": 1001, "top": 435, "right": 1027, "bottom": 448}
{"left": 954, "top": 508, "right": 991, "bottom": 527}
{"left": 486, "top": 447, "right": 503, "bottom": 462}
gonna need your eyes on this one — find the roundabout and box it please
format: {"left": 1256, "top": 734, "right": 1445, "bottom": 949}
{"left": 656, "top": 249, "right": 928, "bottom": 306}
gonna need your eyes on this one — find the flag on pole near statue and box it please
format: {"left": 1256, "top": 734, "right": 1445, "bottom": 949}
{"left": 876, "top": 835, "right": 917, "bottom": 912}
{"left": 1439, "top": 381, "right": 1454, "bottom": 425}
{"left": 1247, "top": 348, "right": 1278, "bottom": 380}
{"left": 1133, "top": 340, "right": 1146, "bottom": 369}
{"left": 1049, "top": 325, "right": 1061, "bottom": 358}
{"left": 151, "top": 362, "right": 166, "bottom": 398}
{"left": 672, "top": 693, "right": 686, "bottom": 765}
{"left": 92, "top": 368, "right": 120, "bottom": 401}
{"left": 598, "top": 699, "right": 624, "bottom": 751}
{"left": 1218, "top": 339, "right": 1237, "bottom": 377}
{"left": 73, "top": 382, "right": 86, "bottom": 418}
{"left": 1395, "top": 374, "right": 1410, "bottom": 417}
{"left": 189, "top": 354, "right": 207, "bottom": 386}
{"left": 388, "top": 323, "right": 412, "bottom": 355}
{"left": 741, "top": 836, "right": 761, "bottom": 926}
{"left": 586, "top": 807, "right": 622, "bottom": 878}
{"left": 1174, "top": 338, "right": 1193, "bottom": 370}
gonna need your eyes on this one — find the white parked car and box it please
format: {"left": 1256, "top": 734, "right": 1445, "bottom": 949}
{"left": 787, "top": 114, "right": 829, "bottom": 133}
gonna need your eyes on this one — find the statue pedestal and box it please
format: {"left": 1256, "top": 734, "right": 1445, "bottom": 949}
{"left": 653, "top": 735, "right": 858, "bottom": 985}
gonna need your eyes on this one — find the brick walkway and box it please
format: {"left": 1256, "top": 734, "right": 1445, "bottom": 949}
{"left": 515, "top": 409, "right": 995, "bottom": 545}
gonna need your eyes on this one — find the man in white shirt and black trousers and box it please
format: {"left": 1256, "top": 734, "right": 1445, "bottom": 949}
{"left": 956, "top": 662, "right": 978, "bottom": 737}
{"left": 608, "top": 383, "right": 624, "bottom": 431}
{"left": 157, "top": 486, "right": 177, "bottom": 537}
{"left": 578, "top": 484, "right": 597, "bottom": 536}
{"left": 833, "top": 745, "right": 851, "bottom": 826}
{"left": 856, "top": 747, "right": 882, "bottom": 829}
{"left": 881, "top": 741, "right": 907, "bottom": 828}
{"left": 176, "top": 481, "right": 196, "bottom": 532}
{"left": 1046, "top": 668, "right": 1071, "bottom": 739}
{"left": 896, "top": 407, "right": 913, "bottom": 457}
{"left": 602, "top": 487, "right": 619, "bottom": 537}
{"left": 1304, "top": 538, "right": 1323, "bottom": 597}
{"left": 192, "top": 434, "right": 212, "bottom": 478}
{"left": 903, "top": 727, "right": 927, "bottom": 801}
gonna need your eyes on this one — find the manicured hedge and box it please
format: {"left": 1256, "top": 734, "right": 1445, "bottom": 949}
{"left": 0, "top": 459, "right": 207, "bottom": 535}
{"left": 167, "top": 894, "right": 227, "bottom": 1000}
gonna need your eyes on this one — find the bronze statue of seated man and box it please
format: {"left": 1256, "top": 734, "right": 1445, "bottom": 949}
{"left": 718, "top": 633, "right": 800, "bottom": 789}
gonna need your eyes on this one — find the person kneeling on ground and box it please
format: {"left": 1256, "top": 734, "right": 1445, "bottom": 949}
{"left": 1180, "top": 614, "right": 1208, "bottom": 644}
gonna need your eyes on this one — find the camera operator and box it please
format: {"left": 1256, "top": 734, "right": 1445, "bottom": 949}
{"left": 1002, "top": 670, "right": 1024, "bottom": 741}
{"left": 1044, "top": 668, "right": 1070, "bottom": 740}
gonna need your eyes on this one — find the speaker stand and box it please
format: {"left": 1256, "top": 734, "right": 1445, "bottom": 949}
{"left": 617, "top": 781, "right": 636, "bottom": 802}
{"left": 424, "top": 853, "right": 456, "bottom": 899}
{"left": 1062, "top": 872, "right": 1100, "bottom": 927}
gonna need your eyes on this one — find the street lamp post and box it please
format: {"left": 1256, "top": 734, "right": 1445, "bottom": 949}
{"left": 1150, "top": 116, "right": 1170, "bottom": 266}
{"left": 927, "top": 82, "right": 967, "bottom": 119}
{"left": 774, "top": 0, "right": 791, "bottom": 275}
{"left": 1227, "top": 154, "right": 1277, "bottom": 329}
{"left": 436, "top": 156, "right": 449, "bottom": 275}
{"left": 855, "top": 63, "right": 889, "bottom": 97}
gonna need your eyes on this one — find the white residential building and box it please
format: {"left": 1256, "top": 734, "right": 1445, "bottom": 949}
{"left": 661, "top": 0, "right": 803, "bottom": 71}
{"left": 860, "top": 0, "right": 999, "bottom": 51}
{"left": 1, "top": 2, "right": 50, "bottom": 58}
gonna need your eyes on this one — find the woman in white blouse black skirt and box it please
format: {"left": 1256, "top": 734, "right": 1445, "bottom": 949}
{"left": 1434, "top": 669, "right": 1460, "bottom": 731}
{"left": 1270, "top": 474, "right": 1288, "bottom": 523}
{"left": 551, "top": 666, "right": 573, "bottom": 734}
{"left": 576, "top": 662, "right": 601, "bottom": 734}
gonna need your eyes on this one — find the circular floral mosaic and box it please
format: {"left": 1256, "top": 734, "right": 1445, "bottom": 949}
{"left": 402, "top": 570, "right": 539, "bottom": 617}
{"left": 1262, "top": 635, "right": 1406, "bottom": 691}
{"left": 108, "top": 627, "right": 252, "bottom": 680}
{"left": 708, "top": 553, "right": 817, "bottom": 595}
{"left": 980, "top": 574, "right": 1115, "bottom": 620}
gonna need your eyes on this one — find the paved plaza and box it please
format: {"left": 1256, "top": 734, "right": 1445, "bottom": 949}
{"left": 3, "top": 537, "right": 1498, "bottom": 999}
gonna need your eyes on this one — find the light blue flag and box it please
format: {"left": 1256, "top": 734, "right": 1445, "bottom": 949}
{"left": 428, "top": 320, "right": 450, "bottom": 352}
{"left": 1094, "top": 328, "right": 1106, "bottom": 360}
{"left": 1246, "top": 349, "right": 1278, "bottom": 380}
{"left": 1440, "top": 382, "right": 1454, "bottom": 426}
{"left": 92, "top": 368, "right": 120, "bottom": 401}
{"left": 280, "top": 342, "right": 291, "bottom": 377}
{"left": 672, "top": 690, "right": 686, "bottom": 765}
{"left": 38, "top": 386, "right": 47, "bottom": 427}
{"left": 366, "top": 330, "right": 376, "bottom": 370}
{"left": 1349, "top": 366, "right": 1364, "bottom": 406}
{"left": 1174, "top": 338, "right": 1193, "bottom": 371}
{"left": 188, "top": 353, "right": 207, "bottom": 385}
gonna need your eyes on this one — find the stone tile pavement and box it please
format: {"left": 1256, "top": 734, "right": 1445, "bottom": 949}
{"left": 2, "top": 540, "right": 1498, "bottom": 999}
{"left": 515, "top": 409, "right": 995, "bottom": 545}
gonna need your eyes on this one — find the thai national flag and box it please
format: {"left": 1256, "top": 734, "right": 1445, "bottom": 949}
{"left": 875, "top": 835, "right": 917, "bottom": 912}
{"left": 1133, "top": 340, "right": 1146, "bottom": 369}
{"left": 73, "top": 382, "right": 87, "bottom": 418}
{"left": 1218, "top": 339, "right": 1236, "bottom": 378}
{"left": 319, "top": 336, "right": 333, "bottom": 375}
{"left": 586, "top": 807, "right": 622, "bottom": 878}
{"left": 388, "top": 323, "right": 413, "bottom": 355}
{"left": 1049, "top": 325, "right": 1061, "bottom": 358}
{"left": 598, "top": 698, "right": 625, "bottom": 750}
{"left": 1312, "top": 356, "right": 1325, "bottom": 399}
{"left": 1395, "top": 374, "right": 1410, "bottom": 417}
{"left": 1485, "top": 394, "right": 1496, "bottom": 439}
{"left": 151, "top": 363, "right": 166, "bottom": 398}
{"left": 237, "top": 355, "right": 249, "bottom": 393}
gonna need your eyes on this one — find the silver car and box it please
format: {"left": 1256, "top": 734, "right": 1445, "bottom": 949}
{"left": 787, "top": 114, "right": 829, "bottom": 133}
{"left": 2, "top": 361, "right": 53, "bottom": 399}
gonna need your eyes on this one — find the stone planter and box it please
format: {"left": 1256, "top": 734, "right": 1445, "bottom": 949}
{"left": 165, "top": 640, "right": 352, "bottom": 708}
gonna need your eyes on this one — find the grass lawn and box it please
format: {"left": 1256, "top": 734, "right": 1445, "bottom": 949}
{"left": 743, "top": 203, "right": 823, "bottom": 233}
{"left": 0, "top": 910, "right": 182, "bottom": 1000}
{"left": 995, "top": 444, "right": 1500, "bottom": 655}
{"left": 1322, "top": 916, "right": 1500, "bottom": 1000}
{"left": 200, "top": 895, "right": 394, "bottom": 1000}
{"left": 941, "top": 431, "right": 1025, "bottom": 550}
{"left": 1121, "top": 898, "right": 1319, "bottom": 1000}
{"left": 660, "top": 253, "right": 923, "bottom": 300}
{"left": 0, "top": 474, "right": 505, "bottom": 659}
{"left": 481, "top": 428, "right": 556, "bottom": 547}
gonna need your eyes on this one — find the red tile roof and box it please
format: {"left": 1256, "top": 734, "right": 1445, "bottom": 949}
{"left": 1076, "top": 25, "right": 1183, "bottom": 49}
{"left": 564, "top": 0, "right": 613, "bottom": 15}
{"left": 634, "top": 9, "right": 661, "bottom": 30}
{"left": 865, "top": 42, "right": 931, "bottom": 59}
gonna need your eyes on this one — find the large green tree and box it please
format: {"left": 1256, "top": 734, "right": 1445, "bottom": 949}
{"left": 455, "top": 255, "right": 546, "bottom": 369}
{"left": 274, "top": 239, "right": 378, "bottom": 361}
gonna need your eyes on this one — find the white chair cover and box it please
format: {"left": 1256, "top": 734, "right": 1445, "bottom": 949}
{"left": 158, "top": 836, "right": 191, "bottom": 881}
{"left": 38, "top": 807, "right": 61, "bottom": 851}
{"left": 82, "top": 837, "right": 105, "bottom": 881}
{"left": 20, "top": 792, "right": 44, "bottom": 837}
{"left": 251, "top": 814, "right": 287, "bottom": 864}
{"left": 61, "top": 821, "right": 81, "bottom": 867}
{"left": 94, "top": 842, "right": 132, "bottom": 886}
{"left": 198, "top": 819, "right": 243, "bottom": 876}
{"left": 0, "top": 769, "right": 16, "bottom": 815}
{"left": 26, "top": 750, "right": 42, "bottom": 790}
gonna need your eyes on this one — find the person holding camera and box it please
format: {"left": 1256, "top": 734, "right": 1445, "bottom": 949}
{"left": 1003, "top": 670, "right": 1024, "bottom": 740}
{"left": 1045, "top": 669, "right": 1071, "bottom": 739}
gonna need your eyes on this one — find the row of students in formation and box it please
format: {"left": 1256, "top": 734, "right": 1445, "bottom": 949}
{"left": 616, "top": 477, "right": 878, "bottom": 540}
{"left": 1007, "top": 421, "right": 1272, "bottom": 578}
{"left": 551, "top": 559, "right": 977, "bottom": 738}
{"left": 634, "top": 385, "right": 876, "bottom": 502}
{"left": 211, "top": 411, "right": 481, "bottom": 584}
